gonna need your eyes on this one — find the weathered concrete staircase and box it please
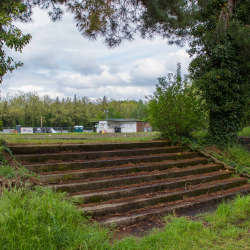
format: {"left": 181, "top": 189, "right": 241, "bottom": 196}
{"left": 10, "top": 141, "right": 250, "bottom": 226}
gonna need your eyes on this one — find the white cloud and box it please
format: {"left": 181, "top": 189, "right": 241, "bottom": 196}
{"left": 131, "top": 58, "right": 166, "bottom": 81}
{"left": 9, "top": 85, "right": 44, "bottom": 92}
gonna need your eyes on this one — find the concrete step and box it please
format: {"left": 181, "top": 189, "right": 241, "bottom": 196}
{"left": 24, "top": 151, "right": 201, "bottom": 173}
{"left": 68, "top": 164, "right": 225, "bottom": 203}
{"left": 98, "top": 184, "right": 250, "bottom": 226}
{"left": 39, "top": 158, "right": 210, "bottom": 184}
{"left": 9, "top": 141, "right": 172, "bottom": 155}
{"left": 81, "top": 178, "right": 247, "bottom": 216}
{"left": 15, "top": 146, "right": 186, "bottom": 164}
{"left": 50, "top": 170, "right": 233, "bottom": 194}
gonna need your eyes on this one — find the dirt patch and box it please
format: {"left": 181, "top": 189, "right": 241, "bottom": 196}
{"left": 110, "top": 215, "right": 166, "bottom": 241}
{"left": 109, "top": 205, "right": 220, "bottom": 240}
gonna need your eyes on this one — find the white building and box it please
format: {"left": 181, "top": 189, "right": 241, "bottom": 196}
{"left": 95, "top": 119, "right": 152, "bottom": 133}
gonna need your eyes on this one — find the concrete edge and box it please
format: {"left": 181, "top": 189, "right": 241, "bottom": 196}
{"left": 190, "top": 146, "right": 250, "bottom": 179}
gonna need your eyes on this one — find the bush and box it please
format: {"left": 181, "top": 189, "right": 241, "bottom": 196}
{"left": 147, "top": 63, "right": 204, "bottom": 140}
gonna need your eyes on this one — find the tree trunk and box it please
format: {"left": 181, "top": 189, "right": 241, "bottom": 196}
{"left": 227, "top": 0, "right": 234, "bottom": 14}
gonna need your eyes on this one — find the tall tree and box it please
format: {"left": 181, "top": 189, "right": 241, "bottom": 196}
{"left": 188, "top": 0, "right": 250, "bottom": 145}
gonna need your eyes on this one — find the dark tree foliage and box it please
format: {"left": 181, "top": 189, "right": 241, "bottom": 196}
{"left": 65, "top": 0, "right": 193, "bottom": 47}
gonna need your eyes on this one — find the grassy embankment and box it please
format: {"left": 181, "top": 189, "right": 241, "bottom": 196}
{"left": 191, "top": 127, "right": 250, "bottom": 175}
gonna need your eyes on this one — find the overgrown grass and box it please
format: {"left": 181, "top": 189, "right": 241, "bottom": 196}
{"left": 206, "top": 145, "right": 250, "bottom": 175}
{"left": 192, "top": 126, "right": 250, "bottom": 138}
{"left": 0, "top": 187, "right": 110, "bottom": 250}
{"left": 111, "top": 195, "right": 250, "bottom": 250}
{"left": 1, "top": 186, "right": 250, "bottom": 250}
{"left": 238, "top": 127, "right": 250, "bottom": 137}
{"left": 0, "top": 165, "right": 16, "bottom": 179}
{"left": 190, "top": 127, "right": 250, "bottom": 175}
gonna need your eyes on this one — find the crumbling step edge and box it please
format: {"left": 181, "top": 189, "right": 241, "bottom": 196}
{"left": 99, "top": 185, "right": 250, "bottom": 227}
{"left": 67, "top": 164, "right": 225, "bottom": 203}
{"left": 40, "top": 158, "right": 211, "bottom": 184}
{"left": 15, "top": 146, "right": 187, "bottom": 163}
{"left": 81, "top": 178, "right": 246, "bottom": 216}
{"left": 24, "top": 152, "right": 201, "bottom": 173}
{"left": 49, "top": 170, "right": 233, "bottom": 194}
{"left": 9, "top": 141, "right": 172, "bottom": 155}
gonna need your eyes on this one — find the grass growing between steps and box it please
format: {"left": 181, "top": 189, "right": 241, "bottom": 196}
{"left": 112, "top": 195, "right": 250, "bottom": 250}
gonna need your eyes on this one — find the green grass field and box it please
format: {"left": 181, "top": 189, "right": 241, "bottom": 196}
{"left": 192, "top": 127, "right": 250, "bottom": 138}
{"left": 238, "top": 127, "right": 250, "bottom": 137}
{"left": 2, "top": 132, "right": 157, "bottom": 145}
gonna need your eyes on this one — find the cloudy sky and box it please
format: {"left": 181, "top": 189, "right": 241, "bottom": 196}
{"left": 2, "top": 7, "right": 192, "bottom": 101}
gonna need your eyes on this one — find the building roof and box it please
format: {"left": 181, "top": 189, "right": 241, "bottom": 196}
{"left": 92, "top": 118, "right": 144, "bottom": 123}
{"left": 104, "top": 118, "right": 141, "bottom": 122}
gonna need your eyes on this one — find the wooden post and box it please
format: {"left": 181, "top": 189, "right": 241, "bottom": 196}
{"left": 41, "top": 116, "right": 42, "bottom": 127}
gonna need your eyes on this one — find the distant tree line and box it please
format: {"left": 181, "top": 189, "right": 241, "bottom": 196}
{"left": 0, "top": 92, "right": 148, "bottom": 127}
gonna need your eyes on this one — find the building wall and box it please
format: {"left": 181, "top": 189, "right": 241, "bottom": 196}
{"left": 136, "top": 121, "right": 145, "bottom": 132}
{"left": 98, "top": 121, "right": 137, "bottom": 133}
{"left": 107, "top": 121, "right": 117, "bottom": 133}
{"left": 117, "top": 122, "right": 136, "bottom": 133}
{"left": 97, "top": 121, "right": 107, "bottom": 133}
{"left": 144, "top": 122, "right": 153, "bottom": 132}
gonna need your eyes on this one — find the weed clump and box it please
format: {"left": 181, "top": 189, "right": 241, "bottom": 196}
{"left": 0, "top": 139, "right": 39, "bottom": 193}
